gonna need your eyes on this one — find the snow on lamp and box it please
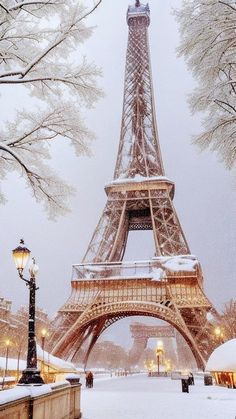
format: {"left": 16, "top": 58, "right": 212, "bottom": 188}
{"left": 29, "top": 258, "right": 39, "bottom": 278}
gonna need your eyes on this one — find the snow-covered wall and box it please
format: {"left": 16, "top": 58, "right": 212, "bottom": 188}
{"left": 0, "top": 381, "right": 81, "bottom": 419}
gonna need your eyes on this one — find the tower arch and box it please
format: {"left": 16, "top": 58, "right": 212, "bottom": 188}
{"left": 52, "top": 299, "right": 210, "bottom": 370}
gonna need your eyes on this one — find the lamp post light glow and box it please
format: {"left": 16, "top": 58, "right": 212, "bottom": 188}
{"left": 12, "top": 240, "right": 44, "bottom": 386}
{"left": 41, "top": 328, "right": 48, "bottom": 350}
{"left": 214, "top": 327, "right": 221, "bottom": 338}
{"left": 214, "top": 326, "right": 224, "bottom": 345}
{"left": 41, "top": 328, "right": 48, "bottom": 380}
{"left": 156, "top": 340, "right": 164, "bottom": 376}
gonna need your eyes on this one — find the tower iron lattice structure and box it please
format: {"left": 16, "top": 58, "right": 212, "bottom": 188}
{"left": 49, "top": 2, "right": 217, "bottom": 369}
{"left": 129, "top": 323, "right": 176, "bottom": 366}
{"left": 129, "top": 322, "right": 196, "bottom": 368}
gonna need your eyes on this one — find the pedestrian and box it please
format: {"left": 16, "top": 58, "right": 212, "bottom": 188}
{"left": 85, "top": 371, "right": 90, "bottom": 388}
{"left": 88, "top": 371, "right": 94, "bottom": 388}
{"left": 189, "top": 372, "right": 194, "bottom": 385}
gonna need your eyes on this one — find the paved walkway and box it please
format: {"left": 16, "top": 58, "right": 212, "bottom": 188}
{"left": 81, "top": 374, "right": 236, "bottom": 419}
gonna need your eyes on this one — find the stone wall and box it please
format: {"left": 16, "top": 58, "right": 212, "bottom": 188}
{"left": 0, "top": 382, "right": 81, "bottom": 419}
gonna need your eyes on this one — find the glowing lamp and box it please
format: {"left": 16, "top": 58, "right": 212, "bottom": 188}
{"left": 41, "top": 329, "right": 47, "bottom": 338}
{"left": 12, "top": 239, "right": 30, "bottom": 275}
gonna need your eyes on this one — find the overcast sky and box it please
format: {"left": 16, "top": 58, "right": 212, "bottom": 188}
{"left": 0, "top": 0, "right": 235, "bottom": 347}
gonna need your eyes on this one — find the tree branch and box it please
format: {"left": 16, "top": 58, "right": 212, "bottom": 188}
{"left": 8, "top": 1, "right": 59, "bottom": 12}
{"left": 78, "top": 0, "right": 102, "bottom": 23}
{"left": 219, "top": 1, "right": 236, "bottom": 13}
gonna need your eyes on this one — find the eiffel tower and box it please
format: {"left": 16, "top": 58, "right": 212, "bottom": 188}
{"left": 50, "top": 1, "right": 217, "bottom": 369}
{"left": 129, "top": 323, "right": 176, "bottom": 366}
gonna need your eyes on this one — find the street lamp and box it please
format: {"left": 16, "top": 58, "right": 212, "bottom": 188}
{"left": 2, "top": 339, "right": 10, "bottom": 389}
{"left": 12, "top": 240, "right": 44, "bottom": 386}
{"left": 41, "top": 328, "right": 47, "bottom": 351}
{"left": 41, "top": 328, "right": 48, "bottom": 380}
{"left": 156, "top": 340, "right": 164, "bottom": 376}
{"left": 214, "top": 326, "right": 224, "bottom": 345}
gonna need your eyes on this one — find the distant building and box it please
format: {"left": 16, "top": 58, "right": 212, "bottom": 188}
{"left": 0, "top": 297, "right": 51, "bottom": 359}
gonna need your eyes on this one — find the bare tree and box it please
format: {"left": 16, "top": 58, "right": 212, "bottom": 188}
{"left": 89, "top": 341, "right": 129, "bottom": 370}
{"left": 175, "top": 0, "right": 236, "bottom": 172}
{"left": 220, "top": 299, "right": 236, "bottom": 340}
{"left": 0, "top": 0, "right": 102, "bottom": 217}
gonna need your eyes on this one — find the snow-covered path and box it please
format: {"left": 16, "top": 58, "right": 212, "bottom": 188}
{"left": 81, "top": 374, "right": 236, "bottom": 419}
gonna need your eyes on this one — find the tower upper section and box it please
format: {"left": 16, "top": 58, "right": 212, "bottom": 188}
{"left": 114, "top": 2, "right": 165, "bottom": 180}
{"left": 127, "top": 2, "right": 150, "bottom": 26}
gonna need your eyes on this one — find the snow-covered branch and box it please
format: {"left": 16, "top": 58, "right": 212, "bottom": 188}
{"left": 175, "top": 0, "right": 236, "bottom": 171}
{"left": 0, "top": 0, "right": 103, "bottom": 217}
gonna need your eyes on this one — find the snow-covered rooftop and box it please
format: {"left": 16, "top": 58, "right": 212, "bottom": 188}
{"left": 206, "top": 339, "right": 236, "bottom": 372}
{"left": 37, "top": 344, "right": 76, "bottom": 372}
{"left": 0, "top": 357, "right": 26, "bottom": 371}
{"left": 0, "top": 347, "right": 76, "bottom": 374}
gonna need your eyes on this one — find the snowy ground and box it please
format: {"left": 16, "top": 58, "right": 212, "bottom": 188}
{"left": 81, "top": 374, "right": 236, "bottom": 419}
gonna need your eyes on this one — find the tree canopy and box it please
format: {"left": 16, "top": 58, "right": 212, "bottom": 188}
{"left": 0, "top": 0, "right": 102, "bottom": 218}
{"left": 176, "top": 0, "right": 236, "bottom": 172}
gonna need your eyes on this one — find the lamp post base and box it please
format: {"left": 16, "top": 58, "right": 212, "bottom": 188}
{"left": 17, "top": 368, "right": 45, "bottom": 386}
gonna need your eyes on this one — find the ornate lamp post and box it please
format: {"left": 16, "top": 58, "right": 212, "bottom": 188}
{"left": 156, "top": 340, "right": 164, "bottom": 376}
{"left": 2, "top": 339, "right": 10, "bottom": 389}
{"left": 41, "top": 328, "right": 48, "bottom": 380}
{"left": 12, "top": 240, "right": 44, "bottom": 385}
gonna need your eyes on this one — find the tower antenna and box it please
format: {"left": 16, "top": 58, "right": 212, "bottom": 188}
{"left": 135, "top": 0, "right": 140, "bottom": 7}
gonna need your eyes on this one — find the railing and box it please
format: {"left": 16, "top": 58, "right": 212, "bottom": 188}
{"left": 72, "top": 255, "right": 199, "bottom": 281}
